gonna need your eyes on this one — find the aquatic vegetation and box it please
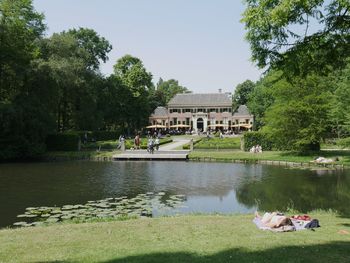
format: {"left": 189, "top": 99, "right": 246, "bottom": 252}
{"left": 13, "top": 193, "right": 186, "bottom": 227}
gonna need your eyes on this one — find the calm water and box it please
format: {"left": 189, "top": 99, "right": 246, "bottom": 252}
{"left": 1, "top": 161, "right": 350, "bottom": 228}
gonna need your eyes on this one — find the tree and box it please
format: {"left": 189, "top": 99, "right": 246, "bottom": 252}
{"left": 68, "top": 28, "right": 112, "bottom": 71}
{"left": 263, "top": 74, "right": 332, "bottom": 151}
{"left": 0, "top": 0, "right": 50, "bottom": 160}
{"left": 247, "top": 72, "right": 280, "bottom": 130}
{"left": 113, "top": 55, "right": 154, "bottom": 132}
{"left": 155, "top": 78, "right": 190, "bottom": 106}
{"left": 329, "top": 59, "right": 350, "bottom": 138}
{"left": 232, "top": 80, "right": 255, "bottom": 110}
{"left": 242, "top": 0, "right": 350, "bottom": 75}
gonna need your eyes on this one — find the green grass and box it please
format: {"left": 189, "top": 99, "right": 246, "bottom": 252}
{"left": 189, "top": 150, "right": 350, "bottom": 165}
{"left": 195, "top": 137, "right": 241, "bottom": 149}
{"left": 0, "top": 213, "right": 349, "bottom": 262}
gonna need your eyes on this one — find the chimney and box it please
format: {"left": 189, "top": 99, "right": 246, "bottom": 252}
{"left": 218, "top": 89, "right": 222, "bottom": 93}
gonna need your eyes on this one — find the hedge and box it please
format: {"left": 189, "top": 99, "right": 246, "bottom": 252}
{"left": 125, "top": 138, "right": 173, "bottom": 149}
{"left": 243, "top": 131, "right": 273, "bottom": 151}
{"left": 46, "top": 133, "right": 80, "bottom": 151}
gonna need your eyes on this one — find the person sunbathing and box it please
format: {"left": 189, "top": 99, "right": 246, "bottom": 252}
{"left": 255, "top": 211, "right": 294, "bottom": 228}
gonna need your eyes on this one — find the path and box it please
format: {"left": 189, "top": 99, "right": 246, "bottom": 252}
{"left": 159, "top": 138, "right": 191, "bottom": 151}
{"left": 113, "top": 138, "right": 191, "bottom": 161}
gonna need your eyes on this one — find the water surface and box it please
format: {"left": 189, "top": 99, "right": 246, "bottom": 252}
{"left": 1, "top": 161, "right": 349, "bottom": 228}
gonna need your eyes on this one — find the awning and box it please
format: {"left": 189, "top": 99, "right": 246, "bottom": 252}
{"left": 146, "top": 124, "right": 167, "bottom": 129}
{"left": 208, "top": 124, "right": 229, "bottom": 127}
{"left": 231, "top": 124, "right": 252, "bottom": 128}
{"left": 170, "top": 124, "right": 191, "bottom": 128}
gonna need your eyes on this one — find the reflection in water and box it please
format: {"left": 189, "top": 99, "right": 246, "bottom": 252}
{"left": 0, "top": 161, "right": 350, "bottom": 228}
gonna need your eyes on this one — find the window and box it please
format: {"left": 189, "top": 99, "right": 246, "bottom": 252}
{"left": 183, "top": 121, "right": 186, "bottom": 125}
{"left": 246, "top": 119, "right": 249, "bottom": 124}
{"left": 185, "top": 109, "right": 191, "bottom": 113}
{"left": 186, "top": 118, "right": 190, "bottom": 125}
{"left": 170, "top": 121, "right": 173, "bottom": 126}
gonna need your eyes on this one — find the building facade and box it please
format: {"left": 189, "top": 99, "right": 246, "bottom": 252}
{"left": 149, "top": 93, "right": 253, "bottom": 132}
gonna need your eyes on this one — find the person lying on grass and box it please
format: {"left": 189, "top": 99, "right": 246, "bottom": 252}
{"left": 255, "top": 211, "right": 294, "bottom": 228}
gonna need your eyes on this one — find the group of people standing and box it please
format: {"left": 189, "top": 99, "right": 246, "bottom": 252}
{"left": 133, "top": 133, "right": 160, "bottom": 154}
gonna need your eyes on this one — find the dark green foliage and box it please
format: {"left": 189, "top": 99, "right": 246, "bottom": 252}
{"left": 46, "top": 133, "right": 80, "bottom": 151}
{"left": 243, "top": 131, "right": 273, "bottom": 151}
{"left": 154, "top": 78, "right": 190, "bottom": 106}
{"left": 242, "top": 0, "right": 350, "bottom": 76}
{"left": 91, "top": 131, "right": 120, "bottom": 141}
{"left": 232, "top": 80, "right": 255, "bottom": 110}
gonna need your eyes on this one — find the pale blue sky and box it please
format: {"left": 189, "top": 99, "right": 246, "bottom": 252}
{"left": 33, "top": 0, "right": 262, "bottom": 93}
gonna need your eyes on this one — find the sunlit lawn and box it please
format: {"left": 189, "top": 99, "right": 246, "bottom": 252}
{"left": 0, "top": 213, "right": 349, "bottom": 262}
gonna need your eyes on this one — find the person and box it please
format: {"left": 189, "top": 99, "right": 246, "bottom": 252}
{"left": 155, "top": 136, "right": 160, "bottom": 151}
{"left": 147, "top": 137, "right": 154, "bottom": 154}
{"left": 134, "top": 134, "right": 140, "bottom": 150}
{"left": 117, "top": 135, "right": 124, "bottom": 149}
{"left": 219, "top": 131, "right": 223, "bottom": 139}
{"left": 255, "top": 211, "right": 294, "bottom": 228}
{"left": 250, "top": 145, "right": 256, "bottom": 153}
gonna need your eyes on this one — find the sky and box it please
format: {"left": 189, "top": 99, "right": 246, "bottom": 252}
{"left": 33, "top": 0, "right": 262, "bottom": 93}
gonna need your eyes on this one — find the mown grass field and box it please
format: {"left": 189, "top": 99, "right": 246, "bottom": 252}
{"left": 0, "top": 213, "right": 349, "bottom": 262}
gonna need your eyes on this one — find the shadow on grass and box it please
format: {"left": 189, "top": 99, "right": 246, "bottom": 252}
{"left": 98, "top": 242, "right": 350, "bottom": 263}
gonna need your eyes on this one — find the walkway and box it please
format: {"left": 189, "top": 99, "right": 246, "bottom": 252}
{"left": 113, "top": 138, "right": 191, "bottom": 161}
{"left": 159, "top": 138, "right": 191, "bottom": 150}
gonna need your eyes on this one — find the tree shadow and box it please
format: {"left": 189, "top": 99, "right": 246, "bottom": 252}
{"left": 97, "top": 242, "right": 350, "bottom": 263}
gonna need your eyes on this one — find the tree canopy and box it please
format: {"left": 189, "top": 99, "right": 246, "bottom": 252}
{"left": 242, "top": 0, "right": 350, "bottom": 75}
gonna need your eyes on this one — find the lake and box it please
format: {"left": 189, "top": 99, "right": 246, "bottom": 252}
{"left": 1, "top": 161, "right": 350, "bottom": 228}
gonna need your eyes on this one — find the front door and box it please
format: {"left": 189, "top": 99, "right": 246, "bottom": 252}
{"left": 197, "top": 118, "right": 204, "bottom": 131}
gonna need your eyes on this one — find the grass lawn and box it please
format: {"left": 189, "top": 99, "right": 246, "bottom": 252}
{"left": 195, "top": 137, "right": 241, "bottom": 149}
{"left": 189, "top": 150, "right": 350, "bottom": 165}
{"left": 0, "top": 213, "right": 349, "bottom": 262}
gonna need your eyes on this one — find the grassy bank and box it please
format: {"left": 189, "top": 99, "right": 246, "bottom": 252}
{"left": 189, "top": 150, "right": 350, "bottom": 166}
{"left": 0, "top": 213, "right": 349, "bottom": 262}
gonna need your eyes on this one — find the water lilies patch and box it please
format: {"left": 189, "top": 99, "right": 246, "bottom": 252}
{"left": 13, "top": 193, "right": 186, "bottom": 228}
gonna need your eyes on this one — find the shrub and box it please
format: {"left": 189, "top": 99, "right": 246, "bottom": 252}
{"left": 46, "top": 133, "right": 80, "bottom": 151}
{"left": 243, "top": 131, "right": 273, "bottom": 151}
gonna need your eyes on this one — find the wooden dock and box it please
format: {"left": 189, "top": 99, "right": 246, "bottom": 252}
{"left": 113, "top": 150, "right": 190, "bottom": 161}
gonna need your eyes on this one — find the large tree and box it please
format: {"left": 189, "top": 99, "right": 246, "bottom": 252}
{"left": 242, "top": 0, "right": 350, "bottom": 75}
{"left": 113, "top": 55, "right": 154, "bottom": 132}
{"left": 0, "top": 0, "right": 50, "bottom": 160}
{"left": 155, "top": 78, "right": 190, "bottom": 106}
{"left": 263, "top": 74, "right": 332, "bottom": 151}
{"left": 232, "top": 80, "right": 255, "bottom": 110}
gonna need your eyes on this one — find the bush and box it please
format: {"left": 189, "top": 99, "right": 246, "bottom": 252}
{"left": 46, "top": 133, "right": 80, "bottom": 151}
{"left": 126, "top": 138, "right": 173, "bottom": 149}
{"left": 243, "top": 131, "right": 273, "bottom": 151}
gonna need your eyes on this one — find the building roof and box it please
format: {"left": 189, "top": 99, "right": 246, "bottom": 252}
{"left": 150, "top": 106, "right": 168, "bottom": 117}
{"left": 168, "top": 93, "right": 232, "bottom": 107}
{"left": 233, "top": 105, "right": 252, "bottom": 117}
